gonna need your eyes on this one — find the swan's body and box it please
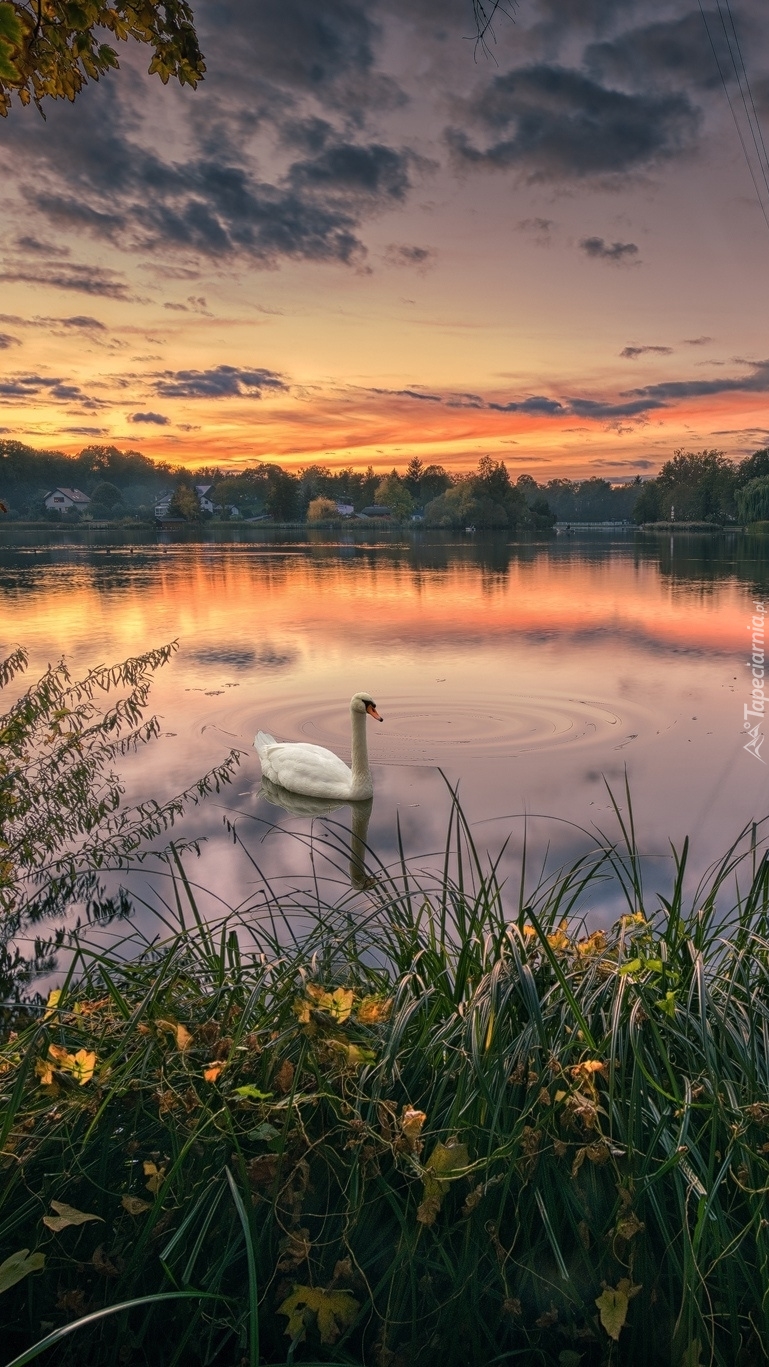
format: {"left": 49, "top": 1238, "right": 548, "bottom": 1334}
{"left": 255, "top": 692, "right": 382, "bottom": 801}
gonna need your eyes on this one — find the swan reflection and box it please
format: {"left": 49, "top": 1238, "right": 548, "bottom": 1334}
{"left": 257, "top": 775, "right": 374, "bottom": 888}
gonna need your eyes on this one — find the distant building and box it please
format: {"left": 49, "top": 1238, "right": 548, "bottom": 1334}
{"left": 154, "top": 492, "right": 173, "bottom": 519}
{"left": 195, "top": 484, "right": 215, "bottom": 514}
{"left": 336, "top": 502, "right": 355, "bottom": 517}
{"left": 44, "top": 487, "right": 91, "bottom": 513}
{"left": 360, "top": 505, "right": 391, "bottom": 518}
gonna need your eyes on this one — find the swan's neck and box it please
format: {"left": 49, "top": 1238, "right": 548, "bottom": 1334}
{"left": 350, "top": 708, "right": 371, "bottom": 788}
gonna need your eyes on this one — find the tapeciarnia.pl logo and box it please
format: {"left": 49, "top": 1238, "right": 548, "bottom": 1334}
{"left": 744, "top": 599, "right": 766, "bottom": 762}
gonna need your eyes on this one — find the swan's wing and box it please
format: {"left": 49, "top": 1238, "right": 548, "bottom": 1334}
{"left": 260, "top": 741, "right": 352, "bottom": 795}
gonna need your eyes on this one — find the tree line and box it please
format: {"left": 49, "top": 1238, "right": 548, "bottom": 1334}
{"left": 3, "top": 438, "right": 769, "bottom": 527}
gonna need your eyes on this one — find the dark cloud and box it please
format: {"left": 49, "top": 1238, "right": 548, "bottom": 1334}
{"left": 490, "top": 395, "right": 565, "bottom": 414}
{"left": 154, "top": 365, "right": 287, "bottom": 399}
{"left": 0, "top": 372, "right": 105, "bottom": 407}
{"left": 580, "top": 236, "right": 639, "bottom": 264}
{"left": 447, "top": 65, "right": 699, "bottom": 180}
{"left": 15, "top": 234, "right": 71, "bottom": 257}
{"left": 289, "top": 141, "right": 413, "bottom": 200}
{"left": 584, "top": 12, "right": 728, "bottom": 92}
{"left": 384, "top": 243, "right": 437, "bottom": 270}
{"left": 623, "top": 358, "right": 769, "bottom": 404}
{"left": 0, "top": 2, "right": 418, "bottom": 272}
{"left": 0, "top": 264, "right": 131, "bottom": 299}
{"left": 63, "top": 425, "right": 108, "bottom": 435}
{"left": 198, "top": 0, "right": 400, "bottom": 115}
{"left": 0, "top": 312, "right": 107, "bottom": 331}
{"left": 129, "top": 411, "right": 170, "bottom": 424}
{"left": 0, "top": 333, "right": 20, "bottom": 349}
{"left": 369, "top": 386, "right": 443, "bottom": 402}
{"left": 516, "top": 216, "right": 555, "bottom": 243}
{"left": 620, "top": 345, "right": 673, "bottom": 359}
{"left": 683, "top": 335, "right": 714, "bottom": 345}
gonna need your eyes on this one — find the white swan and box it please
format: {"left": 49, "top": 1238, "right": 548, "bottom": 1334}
{"left": 254, "top": 692, "right": 383, "bottom": 800}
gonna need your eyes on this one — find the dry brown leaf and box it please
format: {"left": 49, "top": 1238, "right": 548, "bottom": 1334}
{"left": 42, "top": 1201, "right": 104, "bottom": 1232}
{"left": 274, "top": 1059, "right": 295, "bottom": 1094}
{"left": 277, "top": 1227, "right": 312, "bottom": 1271}
{"left": 615, "top": 1210, "right": 645, "bottom": 1241}
{"left": 92, "top": 1244, "right": 120, "bottom": 1277}
{"left": 203, "top": 1061, "right": 225, "bottom": 1083}
{"left": 121, "top": 1195, "right": 152, "bottom": 1215}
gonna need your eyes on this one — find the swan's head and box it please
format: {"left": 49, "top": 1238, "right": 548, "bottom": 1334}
{"left": 351, "top": 691, "right": 383, "bottom": 722}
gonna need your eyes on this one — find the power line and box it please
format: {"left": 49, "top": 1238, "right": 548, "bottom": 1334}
{"left": 698, "top": 0, "right": 769, "bottom": 236}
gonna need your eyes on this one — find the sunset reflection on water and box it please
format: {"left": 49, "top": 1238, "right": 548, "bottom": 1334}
{"left": 2, "top": 528, "right": 766, "bottom": 920}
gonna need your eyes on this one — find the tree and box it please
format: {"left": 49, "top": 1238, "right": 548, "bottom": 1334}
{"left": 655, "top": 449, "right": 737, "bottom": 523}
{"left": 404, "top": 457, "right": 424, "bottom": 498}
{"left": 88, "top": 481, "right": 123, "bottom": 514}
{"left": 0, "top": 0, "right": 205, "bottom": 116}
{"left": 0, "top": 643, "right": 239, "bottom": 998}
{"left": 307, "top": 497, "right": 338, "bottom": 523}
{"left": 632, "top": 480, "right": 662, "bottom": 525}
{"left": 374, "top": 472, "right": 414, "bottom": 520}
{"left": 266, "top": 469, "right": 299, "bottom": 522}
{"left": 736, "top": 476, "right": 769, "bottom": 525}
{"left": 738, "top": 448, "right": 769, "bottom": 486}
{"left": 168, "top": 482, "right": 200, "bottom": 520}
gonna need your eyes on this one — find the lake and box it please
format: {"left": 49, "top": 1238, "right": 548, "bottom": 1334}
{"left": 3, "top": 524, "right": 769, "bottom": 941}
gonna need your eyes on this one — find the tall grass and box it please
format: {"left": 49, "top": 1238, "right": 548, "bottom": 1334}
{"left": 2, "top": 787, "right": 769, "bottom": 1366}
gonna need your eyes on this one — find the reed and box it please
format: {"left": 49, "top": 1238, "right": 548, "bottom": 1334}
{"left": 2, "top": 786, "right": 769, "bottom": 1367}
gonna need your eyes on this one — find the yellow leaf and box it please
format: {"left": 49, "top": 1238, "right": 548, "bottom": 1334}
{"left": 303, "top": 984, "right": 354, "bottom": 1023}
{"left": 73, "top": 997, "right": 109, "bottom": 1017}
{"left": 278, "top": 1284, "right": 359, "bottom": 1345}
{"left": 401, "top": 1107, "right": 427, "bottom": 1143}
{"left": 35, "top": 1057, "right": 56, "bottom": 1087}
{"left": 203, "top": 1061, "right": 225, "bottom": 1082}
{"left": 327, "top": 1040, "right": 375, "bottom": 1068}
{"left": 43, "top": 989, "right": 62, "bottom": 1019}
{"left": 417, "top": 1140, "right": 470, "bottom": 1225}
{"left": 43, "top": 1200, "right": 103, "bottom": 1232}
{"left": 595, "top": 1278, "right": 641, "bottom": 1341}
{"left": 68, "top": 1049, "right": 97, "bottom": 1085}
{"left": 356, "top": 995, "right": 392, "bottom": 1025}
{"left": 547, "top": 924, "right": 570, "bottom": 951}
{"left": 0, "top": 1249, "right": 45, "bottom": 1295}
{"left": 293, "top": 997, "right": 312, "bottom": 1025}
{"left": 121, "top": 1195, "right": 151, "bottom": 1215}
{"left": 157, "top": 1019, "right": 193, "bottom": 1050}
{"left": 143, "top": 1161, "right": 166, "bottom": 1194}
{"left": 426, "top": 1139, "right": 470, "bottom": 1182}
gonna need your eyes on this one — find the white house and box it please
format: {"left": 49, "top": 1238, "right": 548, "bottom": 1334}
{"left": 154, "top": 492, "right": 173, "bottom": 519}
{"left": 195, "top": 484, "right": 215, "bottom": 514}
{"left": 335, "top": 502, "right": 355, "bottom": 517}
{"left": 44, "top": 487, "right": 91, "bottom": 513}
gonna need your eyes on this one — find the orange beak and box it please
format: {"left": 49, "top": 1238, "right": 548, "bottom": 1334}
{"left": 366, "top": 704, "right": 383, "bottom": 722}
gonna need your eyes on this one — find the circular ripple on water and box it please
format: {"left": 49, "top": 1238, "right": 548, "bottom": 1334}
{"left": 247, "top": 692, "right": 644, "bottom": 765}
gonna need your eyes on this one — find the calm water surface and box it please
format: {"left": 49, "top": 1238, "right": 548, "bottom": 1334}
{"left": 3, "top": 526, "right": 769, "bottom": 930}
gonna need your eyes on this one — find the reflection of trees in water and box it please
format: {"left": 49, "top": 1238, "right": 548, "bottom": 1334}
{"left": 644, "top": 531, "right": 769, "bottom": 597}
{"left": 6, "top": 527, "right": 769, "bottom": 600}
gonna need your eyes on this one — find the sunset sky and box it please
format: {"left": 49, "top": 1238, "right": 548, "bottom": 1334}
{"left": 1, "top": 0, "right": 769, "bottom": 478}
